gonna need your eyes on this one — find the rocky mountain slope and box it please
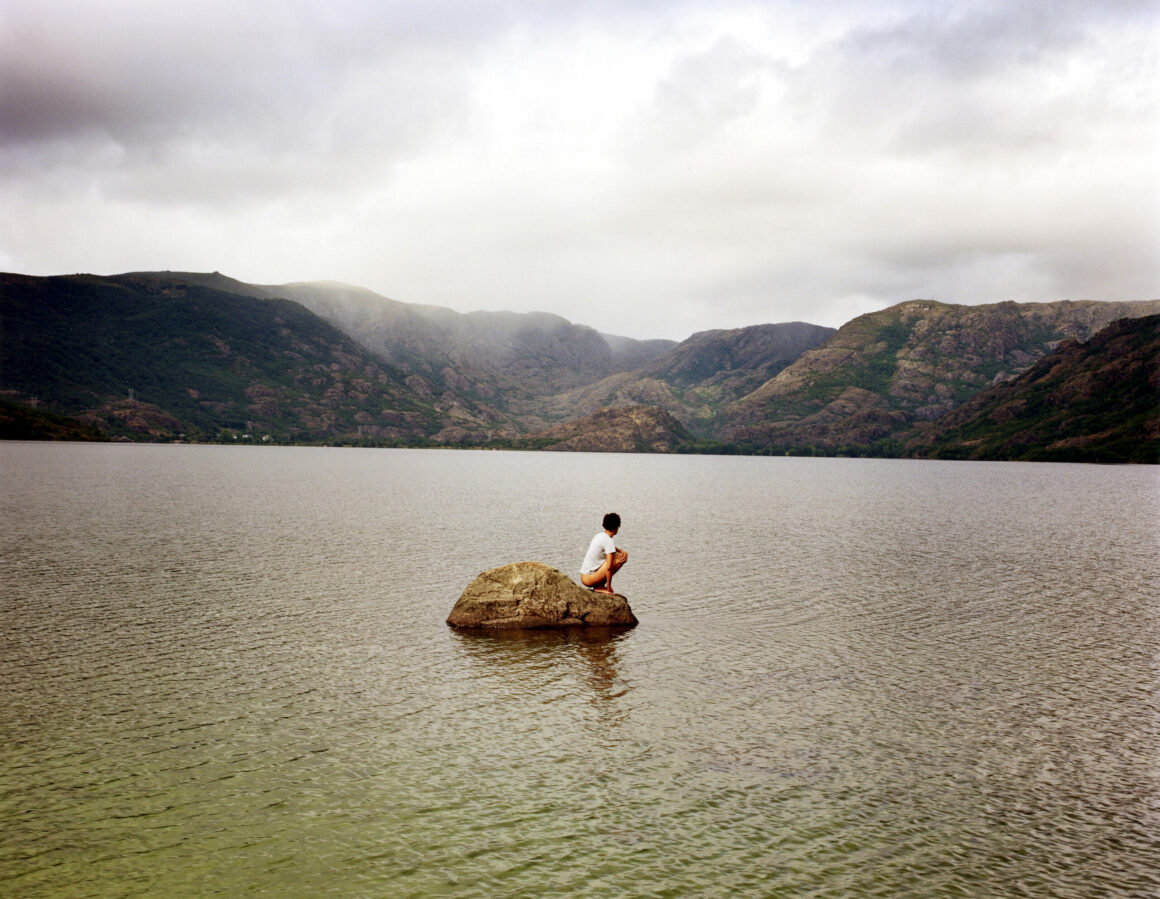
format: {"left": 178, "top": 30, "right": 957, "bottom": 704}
{"left": 906, "top": 314, "right": 1160, "bottom": 463}
{"left": 720, "top": 299, "right": 1160, "bottom": 452}
{"left": 506, "top": 405, "right": 692, "bottom": 453}
{"left": 3, "top": 269, "right": 1157, "bottom": 460}
{"left": 541, "top": 322, "right": 835, "bottom": 434}
{"left": 123, "top": 272, "right": 677, "bottom": 437}
{"left": 0, "top": 272, "right": 440, "bottom": 442}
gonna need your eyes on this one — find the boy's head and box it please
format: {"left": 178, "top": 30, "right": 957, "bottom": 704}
{"left": 602, "top": 512, "right": 621, "bottom": 533}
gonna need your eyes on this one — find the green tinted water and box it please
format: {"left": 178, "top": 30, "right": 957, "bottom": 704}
{"left": 2, "top": 444, "right": 1157, "bottom": 896}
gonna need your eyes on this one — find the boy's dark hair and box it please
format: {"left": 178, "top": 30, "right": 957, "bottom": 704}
{"left": 602, "top": 512, "right": 621, "bottom": 531}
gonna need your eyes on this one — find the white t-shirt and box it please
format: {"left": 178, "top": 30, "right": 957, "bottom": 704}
{"left": 581, "top": 531, "right": 617, "bottom": 574}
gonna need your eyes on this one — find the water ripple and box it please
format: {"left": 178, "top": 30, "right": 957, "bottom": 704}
{"left": 2, "top": 446, "right": 1158, "bottom": 897}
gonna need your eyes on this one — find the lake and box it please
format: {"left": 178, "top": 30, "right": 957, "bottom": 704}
{"left": 2, "top": 443, "right": 1158, "bottom": 897}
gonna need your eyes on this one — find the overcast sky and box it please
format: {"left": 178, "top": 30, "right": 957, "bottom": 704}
{"left": 2, "top": 0, "right": 1156, "bottom": 339}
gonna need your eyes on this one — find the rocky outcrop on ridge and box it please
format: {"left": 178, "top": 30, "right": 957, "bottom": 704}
{"left": 515, "top": 405, "right": 691, "bottom": 453}
{"left": 447, "top": 561, "right": 638, "bottom": 629}
{"left": 542, "top": 322, "right": 835, "bottom": 431}
{"left": 720, "top": 299, "right": 1160, "bottom": 451}
{"left": 906, "top": 314, "right": 1160, "bottom": 463}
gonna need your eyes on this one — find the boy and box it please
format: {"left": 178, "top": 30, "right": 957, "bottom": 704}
{"left": 580, "top": 512, "right": 628, "bottom": 594}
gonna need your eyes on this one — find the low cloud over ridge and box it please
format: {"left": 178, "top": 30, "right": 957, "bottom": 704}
{"left": 2, "top": 0, "right": 1156, "bottom": 340}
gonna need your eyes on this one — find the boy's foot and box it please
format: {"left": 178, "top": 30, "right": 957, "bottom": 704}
{"left": 593, "top": 587, "right": 615, "bottom": 594}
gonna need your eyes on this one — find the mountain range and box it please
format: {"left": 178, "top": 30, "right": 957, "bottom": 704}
{"left": 720, "top": 298, "right": 1160, "bottom": 454}
{"left": 907, "top": 313, "right": 1160, "bottom": 464}
{"left": 1, "top": 270, "right": 1157, "bottom": 461}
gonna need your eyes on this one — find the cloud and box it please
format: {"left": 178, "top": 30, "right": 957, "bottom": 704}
{"left": 0, "top": 0, "right": 487, "bottom": 206}
{"left": 1, "top": 0, "right": 1156, "bottom": 340}
{"left": 595, "top": 0, "right": 1160, "bottom": 327}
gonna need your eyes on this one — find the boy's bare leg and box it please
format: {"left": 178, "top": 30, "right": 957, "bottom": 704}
{"left": 581, "top": 563, "right": 611, "bottom": 590}
{"left": 582, "top": 550, "right": 628, "bottom": 594}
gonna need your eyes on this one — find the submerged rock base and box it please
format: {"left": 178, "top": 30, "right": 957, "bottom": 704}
{"left": 447, "top": 561, "right": 637, "bottom": 629}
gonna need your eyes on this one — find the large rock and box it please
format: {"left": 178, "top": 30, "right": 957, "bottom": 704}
{"left": 447, "top": 561, "right": 637, "bottom": 629}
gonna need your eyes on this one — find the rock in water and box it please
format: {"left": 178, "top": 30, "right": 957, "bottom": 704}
{"left": 447, "top": 561, "right": 637, "bottom": 629}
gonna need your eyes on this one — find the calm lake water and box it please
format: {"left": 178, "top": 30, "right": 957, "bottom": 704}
{"left": 2, "top": 443, "right": 1158, "bottom": 898}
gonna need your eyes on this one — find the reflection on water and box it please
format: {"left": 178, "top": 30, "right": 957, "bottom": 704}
{"left": 1, "top": 443, "right": 1158, "bottom": 898}
{"left": 451, "top": 628, "right": 635, "bottom": 736}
